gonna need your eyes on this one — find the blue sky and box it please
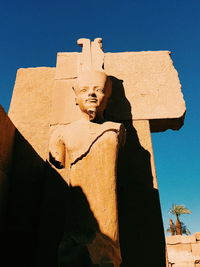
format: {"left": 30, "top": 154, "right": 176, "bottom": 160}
{"left": 0, "top": 0, "right": 199, "bottom": 234}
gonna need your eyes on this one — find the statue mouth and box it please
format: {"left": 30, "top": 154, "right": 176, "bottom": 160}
{"left": 86, "top": 98, "right": 97, "bottom": 103}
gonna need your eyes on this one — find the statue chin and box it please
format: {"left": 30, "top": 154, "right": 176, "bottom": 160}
{"left": 87, "top": 108, "right": 97, "bottom": 120}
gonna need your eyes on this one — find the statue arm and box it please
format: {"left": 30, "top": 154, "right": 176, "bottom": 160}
{"left": 49, "top": 129, "right": 66, "bottom": 169}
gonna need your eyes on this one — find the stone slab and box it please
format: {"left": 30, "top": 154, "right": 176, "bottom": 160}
{"left": 166, "top": 235, "right": 200, "bottom": 267}
{"left": 53, "top": 51, "right": 186, "bottom": 131}
{"left": 181, "top": 235, "right": 197, "bottom": 244}
{"left": 167, "top": 243, "right": 192, "bottom": 254}
{"left": 192, "top": 243, "right": 200, "bottom": 258}
{"left": 196, "top": 233, "right": 200, "bottom": 241}
{"left": 8, "top": 67, "right": 55, "bottom": 161}
{"left": 167, "top": 235, "right": 196, "bottom": 245}
{"left": 55, "top": 52, "right": 79, "bottom": 79}
{"left": 175, "top": 263, "right": 195, "bottom": 267}
{"left": 166, "top": 235, "right": 182, "bottom": 245}
{"left": 167, "top": 243, "right": 194, "bottom": 264}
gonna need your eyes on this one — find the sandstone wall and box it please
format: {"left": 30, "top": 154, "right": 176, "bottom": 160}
{"left": 166, "top": 233, "right": 200, "bottom": 267}
{"left": 2, "top": 68, "right": 69, "bottom": 267}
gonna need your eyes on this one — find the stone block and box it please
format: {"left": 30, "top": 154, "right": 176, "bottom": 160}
{"left": 8, "top": 67, "right": 55, "bottom": 161}
{"left": 192, "top": 243, "right": 200, "bottom": 258}
{"left": 166, "top": 235, "right": 196, "bottom": 245}
{"left": 51, "top": 79, "right": 81, "bottom": 125}
{"left": 105, "top": 52, "right": 185, "bottom": 123}
{"left": 196, "top": 233, "right": 200, "bottom": 241}
{"left": 181, "top": 235, "right": 197, "bottom": 244}
{"left": 175, "top": 263, "right": 195, "bottom": 267}
{"left": 53, "top": 51, "right": 186, "bottom": 132}
{"left": 55, "top": 52, "right": 79, "bottom": 79}
{"left": 167, "top": 243, "right": 193, "bottom": 263}
{"left": 166, "top": 235, "right": 182, "bottom": 245}
{"left": 167, "top": 243, "right": 192, "bottom": 254}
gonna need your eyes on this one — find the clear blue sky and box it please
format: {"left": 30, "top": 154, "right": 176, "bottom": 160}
{"left": 0, "top": 0, "right": 199, "bottom": 234}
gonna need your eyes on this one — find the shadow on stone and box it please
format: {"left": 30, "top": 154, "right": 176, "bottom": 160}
{"left": 1, "top": 76, "right": 166, "bottom": 267}
{"left": 0, "top": 130, "right": 118, "bottom": 267}
{"left": 0, "top": 130, "right": 69, "bottom": 267}
{"left": 117, "top": 121, "right": 166, "bottom": 267}
{"left": 106, "top": 76, "right": 166, "bottom": 267}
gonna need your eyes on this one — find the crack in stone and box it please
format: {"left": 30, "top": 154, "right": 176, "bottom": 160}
{"left": 70, "top": 128, "right": 119, "bottom": 167}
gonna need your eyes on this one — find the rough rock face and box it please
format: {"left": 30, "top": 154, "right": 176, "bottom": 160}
{"left": 166, "top": 233, "right": 200, "bottom": 267}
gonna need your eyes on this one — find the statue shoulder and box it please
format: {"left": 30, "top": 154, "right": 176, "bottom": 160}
{"left": 104, "top": 121, "right": 126, "bottom": 146}
{"left": 50, "top": 121, "right": 81, "bottom": 139}
{"left": 104, "top": 121, "right": 125, "bottom": 133}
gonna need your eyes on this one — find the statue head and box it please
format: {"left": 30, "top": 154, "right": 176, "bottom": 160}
{"left": 73, "top": 70, "right": 112, "bottom": 121}
{"left": 73, "top": 38, "right": 112, "bottom": 121}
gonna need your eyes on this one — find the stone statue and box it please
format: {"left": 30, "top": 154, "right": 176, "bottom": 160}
{"left": 49, "top": 38, "right": 126, "bottom": 267}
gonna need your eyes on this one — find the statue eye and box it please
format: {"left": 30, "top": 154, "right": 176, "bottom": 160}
{"left": 96, "top": 88, "right": 104, "bottom": 93}
{"left": 80, "top": 88, "right": 87, "bottom": 92}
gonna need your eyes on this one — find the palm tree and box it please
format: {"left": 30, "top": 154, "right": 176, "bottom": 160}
{"left": 167, "top": 218, "right": 176, "bottom": 236}
{"left": 181, "top": 222, "right": 191, "bottom": 235}
{"left": 168, "top": 204, "right": 191, "bottom": 235}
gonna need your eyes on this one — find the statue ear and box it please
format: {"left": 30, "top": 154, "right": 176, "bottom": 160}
{"left": 72, "top": 86, "right": 78, "bottom": 105}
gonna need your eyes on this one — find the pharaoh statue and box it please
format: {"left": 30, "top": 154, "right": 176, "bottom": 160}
{"left": 49, "top": 38, "right": 126, "bottom": 266}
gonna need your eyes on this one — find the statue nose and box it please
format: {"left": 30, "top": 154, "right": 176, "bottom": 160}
{"left": 88, "top": 88, "right": 96, "bottom": 96}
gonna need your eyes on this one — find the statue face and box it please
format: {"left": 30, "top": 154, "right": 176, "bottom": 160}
{"left": 74, "top": 71, "right": 111, "bottom": 119}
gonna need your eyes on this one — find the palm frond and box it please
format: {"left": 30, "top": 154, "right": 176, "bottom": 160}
{"left": 169, "top": 204, "right": 191, "bottom": 216}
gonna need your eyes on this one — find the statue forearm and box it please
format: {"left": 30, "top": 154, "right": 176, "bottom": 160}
{"left": 49, "top": 132, "right": 65, "bottom": 169}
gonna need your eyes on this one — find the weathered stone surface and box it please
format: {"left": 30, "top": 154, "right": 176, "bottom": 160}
{"left": 9, "top": 67, "right": 55, "bottom": 160}
{"left": 196, "top": 232, "right": 200, "bottom": 241}
{"left": 167, "top": 243, "right": 194, "bottom": 264}
{"left": 53, "top": 51, "right": 186, "bottom": 131}
{"left": 55, "top": 52, "right": 79, "bottom": 79}
{"left": 167, "top": 243, "right": 192, "bottom": 253}
{"left": 192, "top": 243, "right": 200, "bottom": 258}
{"left": 105, "top": 52, "right": 185, "bottom": 122}
{"left": 175, "top": 263, "right": 195, "bottom": 267}
{"left": 181, "top": 235, "right": 197, "bottom": 244}
{"left": 167, "top": 234, "right": 197, "bottom": 245}
{"left": 166, "top": 235, "right": 182, "bottom": 245}
{"left": 166, "top": 234, "right": 200, "bottom": 267}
